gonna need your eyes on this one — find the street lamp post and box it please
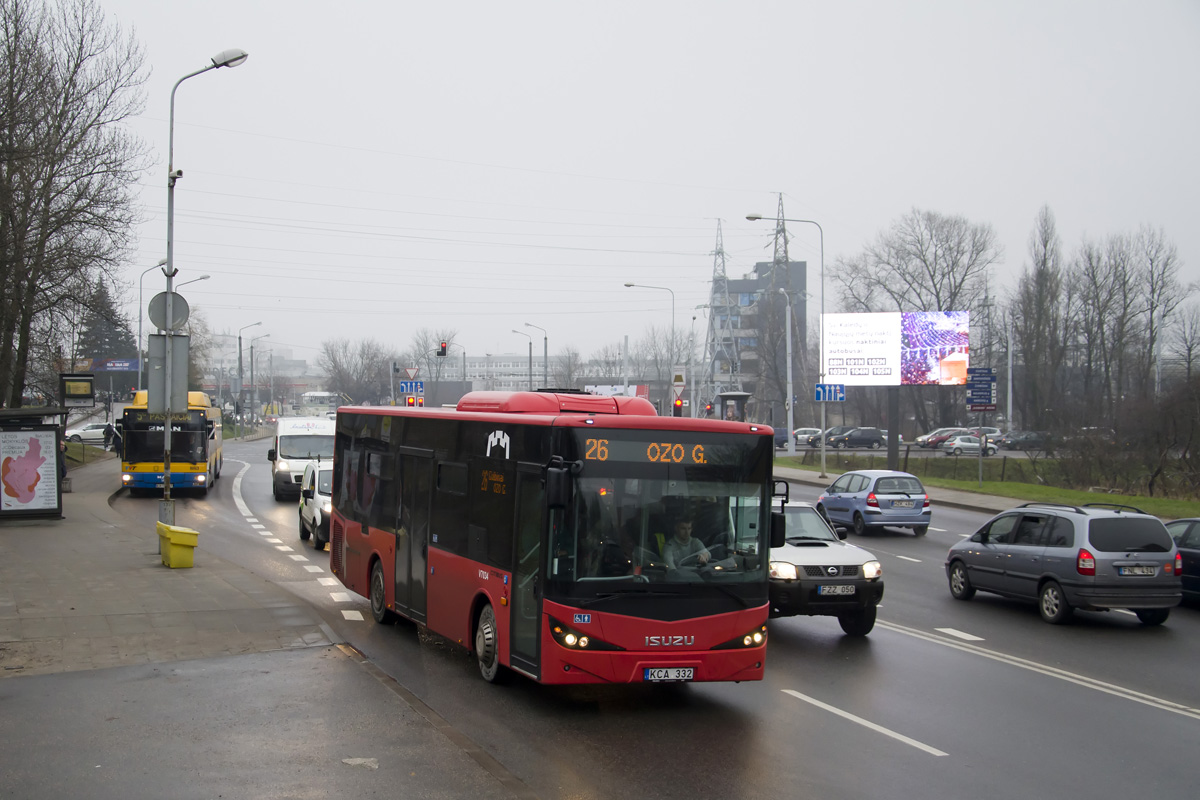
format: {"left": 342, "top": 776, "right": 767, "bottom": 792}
{"left": 778, "top": 288, "right": 795, "bottom": 456}
{"left": 237, "top": 321, "right": 261, "bottom": 422}
{"left": 159, "top": 48, "right": 247, "bottom": 524}
{"left": 625, "top": 283, "right": 676, "bottom": 411}
{"left": 250, "top": 333, "right": 270, "bottom": 424}
{"left": 748, "top": 214, "right": 825, "bottom": 475}
{"left": 524, "top": 322, "right": 548, "bottom": 388}
{"left": 512, "top": 330, "right": 533, "bottom": 391}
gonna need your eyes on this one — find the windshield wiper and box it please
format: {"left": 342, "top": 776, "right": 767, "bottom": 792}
{"left": 702, "top": 581, "right": 750, "bottom": 607}
{"left": 576, "top": 587, "right": 682, "bottom": 607}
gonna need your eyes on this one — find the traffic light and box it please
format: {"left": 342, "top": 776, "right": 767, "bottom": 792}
{"left": 417, "top": 397, "right": 425, "bottom": 407}
{"left": 673, "top": 397, "right": 683, "bottom": 417}
{"left": 437, "top": 341, "right": 448, "bottom": 357}
{"left": 704, "top": 403, "right": 713, "bottom": 416}
{"left": 406, "top": 396, "right": 416, "bottom": 407}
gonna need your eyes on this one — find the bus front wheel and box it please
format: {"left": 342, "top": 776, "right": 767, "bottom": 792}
{"left": 475, "top": 604, "right": 508, "bottom": 684}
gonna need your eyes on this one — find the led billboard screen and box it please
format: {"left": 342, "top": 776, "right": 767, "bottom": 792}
{"left": 822, "top": 311, "right": 970, "bottom": 387}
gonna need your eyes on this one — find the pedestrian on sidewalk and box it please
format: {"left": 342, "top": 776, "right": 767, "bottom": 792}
{"left": 59, "top": 439, "right": 68, "bottom": 479}
{"left": 103, "top": 422, "right": 114, "bottom": 450}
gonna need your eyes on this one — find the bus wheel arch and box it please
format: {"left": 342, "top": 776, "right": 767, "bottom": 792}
{"left": 369, "top": 558, "right": 397, "bottom": 624}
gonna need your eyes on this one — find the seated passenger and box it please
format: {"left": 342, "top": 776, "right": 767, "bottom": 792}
{"left": 662, "top": 518, "right": 710, "bottom": 568}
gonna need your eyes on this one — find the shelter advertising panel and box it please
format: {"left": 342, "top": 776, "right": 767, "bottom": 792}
{"left": 1, "top": 428, "right": 61, "bottom": 516}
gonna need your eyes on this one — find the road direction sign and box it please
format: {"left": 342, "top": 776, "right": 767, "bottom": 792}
{"left": 814, "top": 383, "right": 846, "bottom": 403}
{"left": 397, "top": 380, "right": 424, "bottom": 394}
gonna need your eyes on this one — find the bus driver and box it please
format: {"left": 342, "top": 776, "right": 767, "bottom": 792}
{"left": 663, "top": 518, "right": 710, "bottom": 568}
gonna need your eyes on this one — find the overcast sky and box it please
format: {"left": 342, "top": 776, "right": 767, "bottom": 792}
{"left": 103, "top": 0, "right": 1199, "bottom": 367}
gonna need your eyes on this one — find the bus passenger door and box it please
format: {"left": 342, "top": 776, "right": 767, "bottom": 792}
{"left": 394, "top": 452, "right": 432, "bottom": 624}
{"left": 509, "top": 467, "right": 544, "bottom": 675}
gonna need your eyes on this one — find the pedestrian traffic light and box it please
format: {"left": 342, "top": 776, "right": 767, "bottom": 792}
{"left": 406, "top": 396, "right": 416, "bottom": 406}
{"left": 437, "top": 341, "right": 448, "bottom": 357}
{"left": 673, "top": 397, "right": 683, "bottom": 417}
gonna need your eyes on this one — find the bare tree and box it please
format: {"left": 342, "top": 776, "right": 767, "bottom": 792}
{"left": 317, "top": 338, "right": 392, "bottom": 404}
{"left": 1170, "top": 302, "right": 1200, "bottom": 382}
{"left": 0, "top": 0, "right": 148, "bottom": 405}
{"left": 1137, "top": 225, "right": 1188, "bottom": 396}
{"left": 552, "top": 346, "right": 582, "bottom": 388}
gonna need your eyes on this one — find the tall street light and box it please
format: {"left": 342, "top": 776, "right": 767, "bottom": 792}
{"left": 137, "top": 259, "right": 167, "bottom": 392}
{"left": 250, "top": 333, "right": 270, "bottom": 423}
{"left": 160, "top": 48, "right": 248, "bottom": 523}
{"left": 748, "top": 214, "right": 826, "bottom": 476}
{"left": 238, "top": 321, "right": 261, "bottom": 419}
{"left": 512, "top": 329, "right": 533, "bottom": 391}
{"left": 625, "top": 283, "right": 676, "bottom": 411}
{"left": 524, "top": 322, "right": 548, "bottom": 388}
{"left": 778, "top": 288, "right": 796, "bottom": 456}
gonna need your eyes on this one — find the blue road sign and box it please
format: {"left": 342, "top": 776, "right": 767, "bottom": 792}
{"left": 815, "top": 383, "right": 846, "bottom": 403}
{"left": 397, "top": 380, "right": 424, "bottom": 394}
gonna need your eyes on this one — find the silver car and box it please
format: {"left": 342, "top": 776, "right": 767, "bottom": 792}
{"left": 945, "top": 502, "right": 1182, "bottom": 625}
{"left": 816, "top": 470, "right": 931, "bottom": 536}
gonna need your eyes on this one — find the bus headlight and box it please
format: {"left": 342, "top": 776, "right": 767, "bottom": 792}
{"left": 548, "top": 617, "right": 623, "bottom": 651}
{"left": 121, "top": 474, "right": 131, "bottom": 484}
{"left": 196, "top": 475, "right": 206, "bottom": 484}
{"left": 769, "top": 561, "right": 798, "bottom": 581}
{"left": 863, "top": 560, "right": 882, "bottom": 580}
{"left": 714, "top": 624, "right": 768, "bottom": 650}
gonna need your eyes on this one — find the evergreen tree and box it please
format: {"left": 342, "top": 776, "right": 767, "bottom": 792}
{"left": 76, "top": 279, "right": 136, "bottom": 362}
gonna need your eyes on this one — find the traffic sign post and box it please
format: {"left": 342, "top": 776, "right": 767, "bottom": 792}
{"left": 966, "top": 367, "right": 997, "bottom": 412}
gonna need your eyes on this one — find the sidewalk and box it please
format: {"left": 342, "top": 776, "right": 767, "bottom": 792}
{"left": 0, "top": 457, "right": 334, "bottom": 677}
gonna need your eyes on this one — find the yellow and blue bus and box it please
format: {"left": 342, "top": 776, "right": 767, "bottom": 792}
{"left": 118, "top": 391, "right": 223, "bottom": 496}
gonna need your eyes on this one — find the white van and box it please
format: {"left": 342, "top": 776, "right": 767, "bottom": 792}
{"left": 268, "top": 417, "right": 335, "bottom": 501}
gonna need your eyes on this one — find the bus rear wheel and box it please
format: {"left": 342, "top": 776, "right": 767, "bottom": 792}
{"left": 475, "top": 604, "right": 508, "bottom": 684}
{"left": 369, "top": 561, "right": 397, "bottom": 624}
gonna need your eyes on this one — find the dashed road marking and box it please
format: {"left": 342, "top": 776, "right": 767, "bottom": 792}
{"left": 304, "top": 565, "right": 325, "bottom": 573}
{"left": 1114, "top": 609, "right": 1136, "bottom": 617}
{"left": 896, "top": 555, "right": 921, "bottom": 563}
{"left": 288, "top": 555, "right": 309, "bottom": 562}
{"left": 266, "top": 538, "right": 282, "bottom": 543}
{"left": 258, "top": 531, "right": 272, "bottom": 536}
{"left": 930, "top": 527, "right": 947, "bottom": 532}
{"left": 935, "top": 627, "right": 985, "bottom": 641}
{"left": 275, "top": 545, "right": 294, "bottom": 552}
{"left": 331, "top": 592, "right": 352, "bottom": 602}
{"left": 342, "top": 610, "right": 365, "bottom": 621}
{"left": 782, "top": 690, "right": 948, "bottom": 756}
{"left": 319, "top": 577, "right": 339, "bottom": 585}
{"left": 252, "top": 524, "right": 266, "bottom": 529}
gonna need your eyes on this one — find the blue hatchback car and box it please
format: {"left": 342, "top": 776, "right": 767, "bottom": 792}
{"left": 816, "top": 470, "right": 931, "bottom": 536}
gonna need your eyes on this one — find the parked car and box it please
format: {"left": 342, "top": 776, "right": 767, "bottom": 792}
{"left": 793, "top": 427, "right": 822, "bottom": 444}
{"left": 945, "top": 502, "right": 1182, "bottom": 624}
{"left": 827, "top": 426, "right": 886, "bottom": 449}
{"left": 298, "top": 461, "right": 334, "bottom": 551}
{"left": 1163, "top": 518, "right": 1200, "bottom": 603}
{"left": 768, "top": 500, "right": 884, "bottom": 635}
{"left": 998, "top": 430, "right": 1049, "bottom": 451}
{"left": 880, "top": 429, "right": 904, "bottom": 444}
{"left": 942, "top": 434, "right": 998, "bottom": 456}
{"left": 807, "top": 425, "right": 854, "bottom": 447}
{"left": 915, "top": 427, "right": 960, "bottom": 448}
{"left": 774, "top": 428, "right": 791, "bottom": 448}
{"left": 925, "top": 428, "right": 968, "bottom": 449}
{"left": 816, "top": 470, "right": 931, "bottom": 536}
{"left": 64, "top": 422, "right": 108, "bottom": 445}
{"left": 966, "top": 426, "right": 1002, "bottom": 444}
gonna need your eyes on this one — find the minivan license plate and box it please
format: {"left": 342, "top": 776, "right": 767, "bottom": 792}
{"left": 818, "top": 585, "right": 856, "bottom": 595}
{"left": 1119, "top": 566, "right": 1156, "bottom": 576}
{"left": 644, "top": 667, "right": 693, "bottom": 682}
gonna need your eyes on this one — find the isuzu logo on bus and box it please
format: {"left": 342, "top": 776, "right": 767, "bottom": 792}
{"left": 645, "top": 635, "right": 695, "bottom": 647}
{"left": 486, "top": 430, "right": 510, "bottom": 459}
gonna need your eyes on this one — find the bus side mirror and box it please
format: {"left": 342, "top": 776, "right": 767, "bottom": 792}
{"left": 546, "top": 467, "right": 571, "bottom": 509}
{"left": 770, "top": 511, "right": 785, "bottom": 548}
{"left": 206, "top": 420, "right": 215, "bottom": 439}
{"left": 267, "top": 449, "right": 276, "bottom": 461}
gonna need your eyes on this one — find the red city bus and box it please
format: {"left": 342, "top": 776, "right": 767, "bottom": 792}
{"left": 330, "top": 390, "right": 785, "bottom": 685}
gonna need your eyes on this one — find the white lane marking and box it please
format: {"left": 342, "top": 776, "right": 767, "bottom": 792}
{"left": 266, "top": 538, "right": 282, "bottom": 543}
{"left": 876, "top": 620, "right": 1200, "bottom": 721}
{"left": 275, "top": 545, "right": 294, "bottom": 552}
{"left": 957, "top": 533, "right": 969, "bottom": 538}
{"left": 330, "top": 592, "right": 352, "bottom": 602}
{"left": 1114, "top": 609, "right": 1136, "bottom": 617}
{"left": 258, "top": 531, "right": 272, "bottom": 536}
{"left": 930, "top": 527, "right": 947, "bottom": 532}
{"left": 245, "top": 518, "right": 258, "bottom": 523}
{"left": 318, "top": 577, "right": 339, "bottom": 585}
{"left": 895, "top": 555, "right": 921, "bottom": 563}
{"left": 935, "top": 627, "right": 985, "bottom": 641}
{"left": 288, "top": 555, "right": 309, "bottom": 562}
{"left": 252, "top": 524, "right": 267, "bottom": 530}
{"left": 342, "top": 610, "right": 364, "bottom": 621}
{"left": 305, "top": 566, "right": 325, "bottom": 573}
{"left": 231, "top": 461, "right": 254, "bottom": 517}
{"left": 782, "top": 690, "right": 948, "bottom": 757}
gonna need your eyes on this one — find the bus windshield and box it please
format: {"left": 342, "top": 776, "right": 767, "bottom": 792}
{"left": 278, "top": 435, "right": 335, "bottom": 460}
{"left": 557, "top": 476, "right": 767, "bottom": 588}
{"left": 124, "top": 427, "right": 207, "bottom": 464}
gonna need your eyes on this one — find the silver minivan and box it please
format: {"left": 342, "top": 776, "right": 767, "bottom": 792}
{"left": 946, "top": 502, "right": 1182, "bottom": 625}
